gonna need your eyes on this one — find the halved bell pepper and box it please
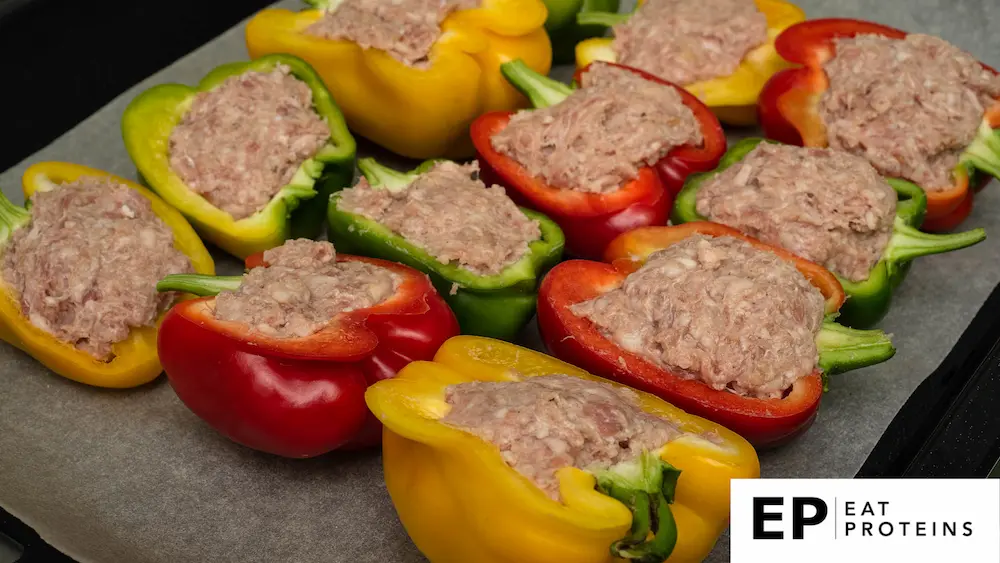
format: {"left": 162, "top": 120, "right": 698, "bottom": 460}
{"left": 575, "top": 0, "right": 806, "bottom": 125}
{"left": 327, "top": 159, "right": 564, "bottom": 341}
{"left": 366, "top": 335, "right": 760, "bottom": 563}
{"left": 537, "top": 222, "right": 896, "bottom": 447}
{"left": 757, "top": 18, "right": 1000, "bottom": 232}
{"left": 122, "top": 54, "right": 357, "bottom": 259}
{"left": 672, "top": 138, "right": 987, "bottom": 328}
{"left": 545, "top": 0, "right": 620, "bottom": 64}
{"left": 471, "top": 60, "right": 725, "bottom": 260}
{"left": 155, "top": 252, "right": 459, "bottom": 457}
{"left": 245, "top": 0, "right": 552, "bottom": 159}
{"left": 0, "top": 162, "right": 214, "bottom": 389}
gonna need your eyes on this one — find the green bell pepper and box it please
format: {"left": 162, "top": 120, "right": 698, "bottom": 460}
{"left": 672, "top": 138, "right": 987, "bottom": 328}
{"left": 122, "top": 54, "right": 356, "bottom": 259}
{"left": 327, "top": 158, "right": 565, "bottom": 341}
{"left": 545, "top": 0, "right": 621, "bottom": 64}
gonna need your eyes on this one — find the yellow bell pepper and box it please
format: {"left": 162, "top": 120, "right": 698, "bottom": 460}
{"left": 245, "top": 0, "right": 553, "bottom": 159}
{"left": 575, "top": 0, "right": 806, "bottom": 125}
{"left": 0, "top": 162, "right": 214, "bottom": 388}
{"left": 365, "top": 336, "right": 760, "bottom": 563}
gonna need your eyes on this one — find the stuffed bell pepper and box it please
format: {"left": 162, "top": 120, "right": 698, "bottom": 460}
{"left": 122, "top": 54, "right": 356, "bottom": 259}
{"left": 545, "top": 0, "right": 620, "bottom": 64}
{"left": 327, "top": 158, "right": 563, "bottom": 341}
{"left": 366, "top": 336, "right": 760, "bottom": 563}
{"left": 245, "top": 0, "right": 551, "bottom": 159}
{"left": 758, "top": 19, "right": 1000, "bottom": 231}
{"left": 672, "top": 139, "right": 987, "bottom": 328}
{"left": 472, "top": 60, "right": 725, "bottom": 259}
{"left": 0, "top": 163, "right": 213, "bottom": 388}
{"left": 575, "top": 0, "right": 806, "bottom": 125}
{"left": 155, "top": 239, "right": 458, "bottom": 457}
{"left": 538, "top": 222, "right": 896, "bottom": 447}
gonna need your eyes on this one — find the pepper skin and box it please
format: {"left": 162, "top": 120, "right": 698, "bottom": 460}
{"left": 538, "top": 222, "right": 896, "bottom": 447}
{"left": 672, "top": 138, "right": 987, "bottom": 328}
{"left": 471, "top": 60, "right": 725, "bottom": 259}
{"left": 245, "top": 0, "right": 552, "bottom": 160}
{"left": 122, "top": 54, "right": 357, "bottom": 259}
{"left": 365, "top": 335, "right": 760, "bottom": 563}
{"left": 155, "top": 254, "right": 459, "bottom": 457}
{"left": 757, "top": 18, "right": 1000, "bottom": 231}
{"left": 0, "top": 163, "right": 214, "bottom": 388}
{"left": 574, "top": 0, "right": 806, "bottom": 125}
{"left": 545, "top": 0, "right": 620, "bottom": 64}
{"left": 327, "top": 158, "right": 564, "bottom": 341}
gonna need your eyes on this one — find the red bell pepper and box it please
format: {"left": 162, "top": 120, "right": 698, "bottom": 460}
{"left": 471, "top": 60, "right": 726, "bottom": 260}
{"left": 155, "top": 253, "right": 459, "bottom": 458}
{"left": 537, "top": 222, "right": 896, "bottom": 447}
{"left": 758, "top": 18, "right": 1000, "bottom": 232}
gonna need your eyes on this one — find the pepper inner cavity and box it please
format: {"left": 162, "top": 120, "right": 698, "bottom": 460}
{"left": 572, "top": 234, "right": 827, "bottom": 399}
{"left": 696, "top": 143, "right": 897, "bottom": 282}
{"left": 168, "top": 64, "right": 330, "bottom": 220}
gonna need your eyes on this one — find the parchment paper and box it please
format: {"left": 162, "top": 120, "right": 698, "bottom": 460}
{"left": 1, "top": 1, "right": 999, "bottom": 561}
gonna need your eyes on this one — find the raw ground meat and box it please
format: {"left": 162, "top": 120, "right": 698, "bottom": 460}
{"left": 213, "top": 239, "right": 398, "bottom": 339}
{"left": 442, "top": 374, "right": 682, "bottom": 501}
{"left": 696, "top": 143, "right": 897, "bottom": 282}
{"left": 1, "top": 178, "right": 193, "bottom": 360}
{"left": 820, "top": 34, "right": 1000, "bottom": 190}
{"left": 336, "top": 161, "right": 540, "bottom": 276}
{"left": 572, "top": 235, "right": 826, "bottom": 399}
{"left": 490, "top": 63, "right": 703, "bottom": 193}
{"left": 169, "top": 65, "right": 330, "bottom": 220}
{"left": 304, "top": 0, "right": 480, "bottom": 68}
{"left": 611, "top": 0, "right": 768, "bottom": 85}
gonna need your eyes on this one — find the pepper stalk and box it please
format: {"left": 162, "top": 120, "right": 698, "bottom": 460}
{"left": 0, "top": 190, "right": 31, "bottom": 245}
{"left": 500, "top": 59, "right": 574, "bottom": 109}
{"left": 884, "top": 216, "right": 986, "bottom": 266}
{"left": 157, "top": 274, "right": 243, "bottom": 296}
{"left": 959, "top": 112, "right": 1000, "bottom": 179}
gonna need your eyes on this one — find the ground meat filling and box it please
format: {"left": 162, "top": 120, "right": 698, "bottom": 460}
{"left": 337, "top": 161, "right": 540, "bottom": 276}
{"left": 443, "top": 374, "right": 682, "bottom": 501}
{"left": 572, "top": 235, "right": 826, "bottom": 399}
{"left": 213, "top": 239, "right": 398, "bottom": 339}
{"left": 490, "top": 64, "right": 703, "bottom": 193}
{"left": 820, "top": 34, "right": 1000, "bottom": 190}
{"left": 169, "top": 65, "right": 330, "bottom": 220}
{"left": 611, "top": 0, "right": 768, "bottom": 85}
{"left": 304, "top": 0, "right": 480, "bottom": 68}
{"left": 696, "top": 144, "right": 897, "bottom": 282}
{"left": 1, "top": 178, "right": 193, "bottom": 360}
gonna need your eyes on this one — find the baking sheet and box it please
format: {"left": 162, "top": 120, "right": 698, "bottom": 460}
{"left": 2, "top": 0, "right": 999, "bottom": 561}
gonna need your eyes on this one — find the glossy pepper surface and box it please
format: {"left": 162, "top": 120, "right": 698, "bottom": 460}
{"left": 327, "top": 158, "right": 564, "bottom": 341}
{"left": 574, "top": 0, "right": 806, "bottom": 125}
{"left": 471, "top": 60, "right": 725, "bottom": 260}
{"left": 245, "top": 0, "right": 551, "bottom": 160}
{"left": 0, "top": 163, "right": 214, "bottom": 388}
{"left": 122, "top": 54, "right": 357, "bottom": 259}
{"left": 672, "top": 138, "right": 987, "bottom": 328}
{"left": 545, "top": 0, "right": 620, "bottom": 64}
{"left": 538, "top": 222, "right": 896, "bottom": 447}
{"left": 758, "top": 18, "right": 1000, "bottom": 231}
{"left": 155, "top": 253, "right": 458, "bottom": 457}
{"left": 365, "top": 335, "right": 760, "bottom": 563}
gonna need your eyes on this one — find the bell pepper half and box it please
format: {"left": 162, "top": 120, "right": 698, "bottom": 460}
{"left": 154, "top": 252, "right": 459, "bottom": 458}
{"left": 757, "top": 18, "right": 1000, "bottom": 232}
{"left": 0, "top": 162, "right": 214, "bottom": 389}
{"left": 672, "top": 138, "right": 987, "bottom": 328}
{"left": 122, "top": 54, "right": 357, "bottom": 259}
{"left": 545, "top": 0, "right": 620, "bottom": 64}
{"left": 326, "top": 158, "right": 564, "bottom": 341}
{"left": 471, "top": 60, "right": 725, "bottom": 260}
{"left": 537, "top": 222, "right": 896, "bottom": 447}
{"left": 366, "top": 335, "right": 760, "bottom": 563}
{"left": 245, "top": 0, "right": 551, "bottom": 160}
{"left": 574, "top": 0, "right": 806, "bottom": 125}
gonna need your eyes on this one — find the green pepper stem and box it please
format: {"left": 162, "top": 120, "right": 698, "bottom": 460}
{"left": 591, "top": 451, "right": 680, "bottom": 563}
{"left": 884, "top": 216, "right": 986, "bottom": 264}
{"left": 0, "top": 190, "right": 31, "bottom": 245}
{"left": 499, "top": 59, "right": 573, "bottom": 109}
{"left": 816, "top": 321, "right": 895, "bottom": 378}
{"left": 357, "top": 158, "right": 418, "bottom": 194}
{"left": 576, "top": 11, "right": 632, "bottom": 27}
{"left": 961, "top": 120, "right": 1000, "bottom": 178}
{"left": 156, "top": 274, "right": 243, "bottom": 296}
